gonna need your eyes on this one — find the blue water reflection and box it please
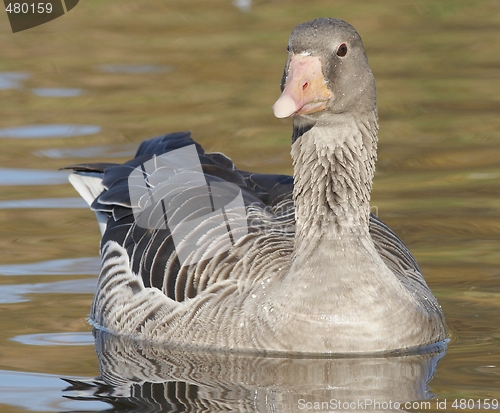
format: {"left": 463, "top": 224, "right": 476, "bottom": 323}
{"left": 0, "top": 256, "right": 100, "bottom": 276}
{"left": 0, "top": 124, "right": 100, "bottom": 139}
{"left": 11, "top": 332, "right": 94, "bottom": 346}
{"left": 0, "top": 72, "right": 29, "bottom": 89}
{"left": 233, "top": 0, "right": 252, "bottom": 12}
{"left": 0, "top": 278, "right": 97, "bottom": 304}
{"left": 31, "top": 88, "right": 83, "bottom": 97}
{"left": 0, "top": 168, "right": 70, "bottom": 185}
{"left": 0, "top": 197, "right": 87, "bottom": 209}
{"left": 0, "top": 370, "right": 107, "bottom": 412}
{"left": 36, "top": 144, "right": 136, "bottom": 159}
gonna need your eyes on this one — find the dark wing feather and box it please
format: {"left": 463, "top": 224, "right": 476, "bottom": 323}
{"left": 61, "top": 163, "right": 118, "bottom": 173}
{"left": 135, "top": 131, "right": 204, "bottom": 158}
{"left": 240, "top": 172, "right": 293, "bottom": 206}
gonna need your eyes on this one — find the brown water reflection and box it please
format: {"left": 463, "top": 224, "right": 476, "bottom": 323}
{"left": 0, "top": 0, "right": 499, "bottom": 412}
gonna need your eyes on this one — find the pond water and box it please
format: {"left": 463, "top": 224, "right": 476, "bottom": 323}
{"left": 0, "top": 0, "right": 499, "bottom": 412}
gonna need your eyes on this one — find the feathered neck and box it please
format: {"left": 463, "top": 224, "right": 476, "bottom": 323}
{"left": 291, "top": 111, "right": 379, "bottom": 250}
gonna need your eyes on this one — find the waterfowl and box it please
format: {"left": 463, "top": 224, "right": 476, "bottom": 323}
{"left": 67, "top": 18, "right": 447, "bottom": 354}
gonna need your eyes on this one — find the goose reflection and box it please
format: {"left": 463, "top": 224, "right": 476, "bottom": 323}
{"left": 64, "top": 330, "right": 446, "bottom": 413}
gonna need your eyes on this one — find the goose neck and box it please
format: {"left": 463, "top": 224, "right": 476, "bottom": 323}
{"left": 291, "top": 112, "right": 378, "bottom": 246}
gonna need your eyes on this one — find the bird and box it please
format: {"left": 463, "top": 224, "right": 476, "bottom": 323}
{"left": 66, "top": 18, "right": 447, "bottom": 354}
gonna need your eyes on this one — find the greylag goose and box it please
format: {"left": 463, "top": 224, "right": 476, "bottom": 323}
{"left": 67, "top": 18, "right": 447, "bottom": 354}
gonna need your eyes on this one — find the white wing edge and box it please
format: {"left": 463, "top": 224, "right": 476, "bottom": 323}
{"left": 68, "top": 172, "right": 108, "bottom": 235}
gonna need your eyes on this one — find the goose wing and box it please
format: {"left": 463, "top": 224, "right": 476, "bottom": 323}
{"left": 66, "top": 132, "right": 293, "bottom": 301}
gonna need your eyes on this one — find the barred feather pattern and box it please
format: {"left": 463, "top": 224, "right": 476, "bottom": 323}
{"left": 73, "top": 126, "right": 446, "bottom": 353}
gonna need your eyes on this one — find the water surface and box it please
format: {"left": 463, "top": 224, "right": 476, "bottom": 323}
{"left": 0, "top": 0, "right": 499, "bottom": 412}
{"left": 31, "top": 88, "right": 84, "bottom": 97}
{"left": 0, "top": 124, "right": 100, "bottom": 139}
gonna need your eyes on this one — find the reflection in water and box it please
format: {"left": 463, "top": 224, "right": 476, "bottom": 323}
{"left": 0, "top": 256, "right": 99, "bottom": 275}
{"left": 11, "top": 332, "right": 94, "bottom": 346}
{"left": 35, "top": 144, "right": 137, "bottom": 159}
{"left": 0, "top": 124, "right": 100, "bottom": 139}
{"left": 0, "top": 197, "right": 87, "bottom": 209}
{"left": 233, "top": 0, "right": 252, "bottom": 12}
{"left": 0, "top": 72, "right": 29, "bottom": 89}
{"left": 64, "top": 331, "right": 446, "bottom": 412}
{"left": 0, "top": 369, "right": 108, "bottom": 412}
{"left": 31, "top": 88, "right": 83, "bottom": 97}
{"left": 0, "top": 278, "right": 96, "bottom": 304}
{"left": 0, "top": 168, "right": 70, "bottom": 185}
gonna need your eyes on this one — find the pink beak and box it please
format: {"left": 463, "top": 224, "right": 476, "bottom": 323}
{"left": 273, "top": 54, "right": 332, "bottom": 118}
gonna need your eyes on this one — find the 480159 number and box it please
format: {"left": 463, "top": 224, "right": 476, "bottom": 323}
{"left": 5, "top": 3, "right": 53, "bottom": 13}
{"left": 452, "top": 399, "right": 499, "bottom": 409}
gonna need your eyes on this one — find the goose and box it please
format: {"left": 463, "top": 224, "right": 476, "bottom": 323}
{"left": 67, "top": 18, "right": 447, "bottom": 354}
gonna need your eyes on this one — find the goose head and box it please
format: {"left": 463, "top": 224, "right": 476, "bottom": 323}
{"left": 273, "top": 18, "right": 376, "bottom": 129}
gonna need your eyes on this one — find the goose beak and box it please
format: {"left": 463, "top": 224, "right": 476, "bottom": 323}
{"left": 273, "top": 55, "right": 332, "bottom": 118}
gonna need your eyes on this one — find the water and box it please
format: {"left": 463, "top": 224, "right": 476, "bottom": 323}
{"left": 0, "top": 124, "right": 101, "bottom": 139}
{"left": 0, "top": 168, "right": 70, "bottom": 185}
{"left": 31, "top": 88, "right": 84, "bottom": 97}
{"left": 0, "top": 72, "right": 29, "bottom": 89}
{"left": 0, "top": 0, "right": 499, "bottom": 412}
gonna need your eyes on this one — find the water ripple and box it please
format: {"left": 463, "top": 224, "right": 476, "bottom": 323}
{"left": 35, "top": 144, "right": 136, "bottom": 159}
{"left": 0, "top": 197, "right": 88, "bottom": 209}
{"left": 11, "top": 332, "right": 94, "bottom": 346}
{"left": 233, "top": 0, "right": 252, "bottom": 12}
{"left": 0, "top": 369, "right": 106, "bottom": 412}
{"left": 0, "top": 72, "right": 29, "bottom": 89}
{"left": 0, "top": 257, "right": 100, "bottom": 276}
{"left": 31, "top": 88, "right": 84, "bottom": 97}
{"left": 0, "top": 278, "right": 97, "bottom": 304}
{"left": 0, "top": 168, "right": 70, "bottom": 185}
{"left": 0, "top": 124, "right": 101, "bottom": 139}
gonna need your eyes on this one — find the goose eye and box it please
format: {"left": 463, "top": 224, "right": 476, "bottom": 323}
{"left": 336, "top": 43, "right": 348, "bottom": 57}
